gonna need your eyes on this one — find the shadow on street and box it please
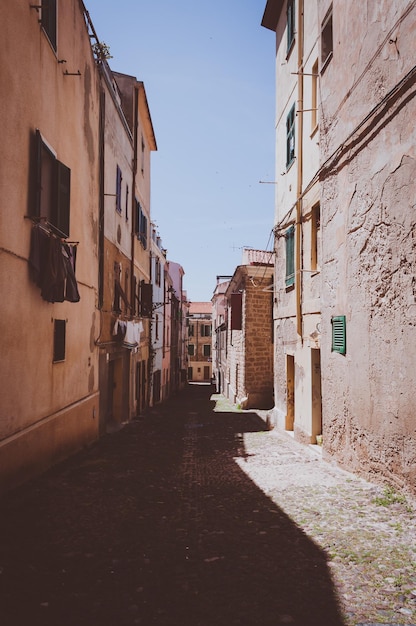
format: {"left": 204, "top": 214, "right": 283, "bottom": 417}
{"left": 0, "top": 384, "right": 345, "bottom": 626}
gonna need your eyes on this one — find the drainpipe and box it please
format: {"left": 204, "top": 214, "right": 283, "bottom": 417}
{"left": 296, "top": 0, "right": 304, "bottom": 340}
{"left": 130, "top": 84, "right": 139, "bottom": 311}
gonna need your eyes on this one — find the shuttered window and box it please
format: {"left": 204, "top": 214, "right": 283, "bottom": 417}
{"left": 285, "top": 225, "right": 295, "bottom": 287}
{"left": 140, "top": 282, "right": 153, "bottom": 318}
{"left": 331, "top": 316, "right": 346, "bottom": 355}
{"left": 287, "top": 0, "right": 295, "bottom": 53}
{"left": 135, "top": 201, "right": 148, "bottom": 249}
{"left": 33, "top": 130, "right": 71, "bottom": 238}
{"left": 116, "top": 165, "right": 122, "bottom": 214}
{"left": 286, "top": 104, "right": 296, "bottom": 167}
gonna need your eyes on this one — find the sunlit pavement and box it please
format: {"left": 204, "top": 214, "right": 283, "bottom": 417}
{"left": 1, "top": 384, "right": 414, "bottom": 626}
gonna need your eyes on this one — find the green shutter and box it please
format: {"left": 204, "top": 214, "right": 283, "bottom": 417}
{"left": 285, "top": 225, "right": 295, "bottom": 287}
{"left": 332, "top": 316, "right": 346, "bottom": 355}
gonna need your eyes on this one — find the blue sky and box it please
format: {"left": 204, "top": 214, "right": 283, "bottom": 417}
{"left": 85, "top": 0, "right": 276, "bottom": 302}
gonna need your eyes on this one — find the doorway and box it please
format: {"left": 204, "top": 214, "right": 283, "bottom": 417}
{"left": 311, "top": 348, "right": 322, "bottom": 439}
{"left": 286, "top": 354, "right": 295, "bottom": 430}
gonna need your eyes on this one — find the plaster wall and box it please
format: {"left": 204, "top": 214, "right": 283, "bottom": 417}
{"left": 0, "top": 0, "right": 101, "bottom": 491}
{"left": 319, "top": 0, "right": 416, "bottom": 492}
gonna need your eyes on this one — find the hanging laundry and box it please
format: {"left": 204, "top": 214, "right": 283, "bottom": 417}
{"left": 29, "top": 223, "right": 81, "bottom": 303}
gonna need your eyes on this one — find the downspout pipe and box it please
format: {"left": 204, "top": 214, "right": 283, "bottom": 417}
{"left": 296, "top": 0, "right": 304, "bottom": 340}
{"left": 130, "top": 85, "right": 139, "bottom": 313}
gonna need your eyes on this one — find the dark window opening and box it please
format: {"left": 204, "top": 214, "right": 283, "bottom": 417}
{"left": 53, "top": 319, "right": 66, "bottom": 362}
{"left": 41, "top": 0, "right": 57, "bottom": 50}
{"left": 321, "top": 7, "right": 333, "bottom": 67}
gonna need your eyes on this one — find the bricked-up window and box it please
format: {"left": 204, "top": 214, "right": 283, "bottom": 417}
{"left": 41, "top": 0, "right": 57, "bottom": 50}
{"left": 286, "top": 104, "right": 296, "bottom": 168}
{"left": 285, "top": 225, "right": 295, "bottom": 287}
{"left": 287, "top": 0, "right": 295, "bottom": 53}
{"left": 331, "top": 316, "right": 346, "bottom": 355}
{"left": 230, "top": 293, "right": 242, "bottom": 331}
{"left": 33, "top": 130, "right": 71, "bottom": 238}
{"left": 53, "top": 319, "right": 66, "bottom": 362}
{"left": 203, "top": 344, "right": 211, "bottom": 357}
{"left": 321, "top": 5, "right": 333, "bottom": 68}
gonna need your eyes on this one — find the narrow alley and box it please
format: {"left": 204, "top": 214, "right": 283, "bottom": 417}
{"left": 1, "top": 384, "right": 415, "bottom": 626}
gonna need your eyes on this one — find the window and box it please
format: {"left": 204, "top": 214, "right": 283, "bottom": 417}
{"left": 155, "top": 314, "right": 159, "bottom": 340}
{"left": 33, "top": 130, "right": 71, "bottom": 237}
{"left": 41, "top": 0, "right": 57, "bottom": 50}
{"left": 188, "top": 324, "right": 194, "bottom": 337}
{"left": 140, "top": 281, "right": 152, "bottom": 318}
{"left": 200, "top": 324, "right": 211, "bottom": 337}
{"left": 311, "top": 59, "right": 319, "bottom": 132}
{"left": 287, "top": 0, "right": 295, "bottom": 53}
{"left": 311, "top": 204, "right": 321, "bottom": 271}
{"left": 188, "top": 344, "right": 195, "bottom": 356}
{"left": 203, "top": 344, "right": 211, "bottom": 358}
{"left": 53, "top": 319, "right": 66, "bottom": 362}
{"left": 230, "top": 293, "right": 242, "bottom": 331}
{"left": 155, "top": 257, "right": 161, "bottom": 286}
{"left": 331, "top": 316, "right": 346, "bottom": 355}
{"left": 116, "top": 165, "right": 122, "bottom": 214}
{"left": 285, "top": 225, "right": 295, "bottom": 287}
{"left": 125, "top": 184, "right": 129, "bottom": 221}
{"left": 286, "top": 104, "right": 296, "bottom": 168}
{"left": 135, "top": 201, "right": 148, "bottom": 249}
{"left": 141, "top": 136, "right": 145, "bottom": 175}
{"left": 321, "top": 6, "right": 333, "bottom": 67}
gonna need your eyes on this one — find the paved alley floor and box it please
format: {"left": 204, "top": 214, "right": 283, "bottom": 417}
{"left": 1, "top": 384, "right": 415, "bottom": 626}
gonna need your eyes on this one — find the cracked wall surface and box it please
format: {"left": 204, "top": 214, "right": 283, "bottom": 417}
{"left": 319, "top": 0, "right": 416, "bottom": 494}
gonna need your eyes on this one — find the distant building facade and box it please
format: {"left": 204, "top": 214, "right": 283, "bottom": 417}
{"left": 222, "top": 250, "right": 274, "bottom": 410}
{"left": 187, "top": 302, "right": 213, "bottom": 383}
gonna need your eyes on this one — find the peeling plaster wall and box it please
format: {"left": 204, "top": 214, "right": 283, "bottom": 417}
{"left": 319, "top": 0, "right": 416, "bottom": 493}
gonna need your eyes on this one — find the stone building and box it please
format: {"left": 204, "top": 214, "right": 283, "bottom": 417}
{"left": 96, "top": 65, "right": 157, "bottom": 431}
{"left": 0, "top": 0, "right": 186, "bottom": 493}
{"left": 221, "top": 250, "right": 274, "bottom": 410}
{"left": 187, "top": 302, "right": 213, "bottom": 383}
{"left": 0, "top": 0, "right": 101, "bottom": 492}
{"left": 317, "top": 0, "right": 416, "bottom": 492}
{"left": 262, "top": 0, "right": 322, "bottom": 444}
{"left": 212, "top": 277, "right": 232, "bottom": 394}
{"left": 262, "top": 0, "right": 416, "bottom": 493}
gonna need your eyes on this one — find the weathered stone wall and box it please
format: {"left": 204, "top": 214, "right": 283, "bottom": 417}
{"left": 244, "top": 274, "right": 274, "bottom": 409}
{"left": 319, "top": 0, "right": 416, "bottom": 493}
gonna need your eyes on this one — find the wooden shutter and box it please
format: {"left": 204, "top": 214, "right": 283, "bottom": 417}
{"left": 285, "top": 225, "right": 295, "bottom": 287}
{"left": 140, "top": 282, "right": 153, "bottom": 318}
{"left": 230, "top": 293, "right": 242, "bottom": 330}
{"left": 332, "top": 316, "right": 346, "bottom": 355}
{"left": 55, "top": 160, "right": 71, "bottom": 237}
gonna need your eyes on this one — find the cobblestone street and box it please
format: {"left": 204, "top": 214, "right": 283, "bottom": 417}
{"left": 1, "top": 384, "right": 415, "bottom": 626}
